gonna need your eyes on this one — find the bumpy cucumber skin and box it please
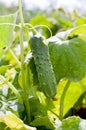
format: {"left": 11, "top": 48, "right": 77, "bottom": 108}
{"left": 30, "top": 36, "right": 56, "bottom": 98}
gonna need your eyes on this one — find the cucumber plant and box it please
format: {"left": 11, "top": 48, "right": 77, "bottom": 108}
{"left": 0, "top": 0, "right": 86, "bottom": 130}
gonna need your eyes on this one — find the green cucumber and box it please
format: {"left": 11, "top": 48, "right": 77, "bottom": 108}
{"left": 30, "top": 36, "right": 57, "bottom": 98}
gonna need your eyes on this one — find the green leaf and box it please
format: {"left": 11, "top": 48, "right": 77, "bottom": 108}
{"left": 67, "top": 24, "right": 86, "bottom": 42}
{"left": 29, "top": 57, "right": 39, "bottom": 87}
{"left": 30, "top": 15, "right": 53, "bottom": 38}
{"left": 29, "top": 96, "right": 47, "bottom": 117}
{"left": 69, "top": 24, "right": 86, "bottom": 36}
{"left": 53, "top": 9, "right": 73, "bottom": 29}
{"left": 54, "top": 78, "right": 86, "bottom": 117}
{"left": 29, "top": 94, "right": 55, "bottom": 129}
{"left": 13, "top": 72, "right": 21, "bottom": 89}
{"left": 53, "top": 24, "right": 86, "bottom": 41}
{"left": 49, "top": 37, "right": 86, "bottom": 82}
{"left": 24, "top": 52, "right": 39, "bottom": 95}
{"left": 55, "top": 116, "right": 86, "bottom": 130}
{"left": 76, "top": 17, "right": 86, "bottom": 26}
{"left": 0, "top": 12, "right": 17, "bottom": 49}
{"left": 0, "top": 65, "right": 11, "bottom": 75}
{"left": 30, "top": 15, "right": 53, "bottom": 27}
{"left": 0, "top": 123, "right": 7, "bottom": 130}
{"left": 31, "top": 116, "right": 55, "bottom": 129}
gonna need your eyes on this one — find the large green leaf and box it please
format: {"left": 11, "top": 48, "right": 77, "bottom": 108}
{"left": 54, "top": 78, "right": 86, "bottom": 117}
{"left": 48, "top": 37, "right": 86, "bottom": 82}
{"left": 55, "top": 116, "right": 86, "bottom": 130}
{"left": 0, "top": 12, "right": 17, "bottom": 49}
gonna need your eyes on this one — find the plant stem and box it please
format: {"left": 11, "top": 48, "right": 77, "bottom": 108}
{"left": 18, "top": 0, "right": 31, "bottom": 123}
{"left": 18, "top": 0, "right": 24, "bottom": 25}
{"left": 0, "top": 74, "right": 22, "bottom": 104}
{"left": 9, "top": 49, "right": 21, "bottom": 67}
{"left": 59, "top": 80, "right": 71, "bottom": 120}
{"left": 49, "top": 110, "right": 60, "bottom": 118}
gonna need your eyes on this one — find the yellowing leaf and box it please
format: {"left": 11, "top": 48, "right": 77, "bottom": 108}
{"left": 0, "top": 113, "right": 36, "bottom": 130}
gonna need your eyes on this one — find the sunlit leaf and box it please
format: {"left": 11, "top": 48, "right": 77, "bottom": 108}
{"left": 30, "top": 15, "right": 53, "bottom": 28}
{"left": 49, "top": 37, "right": 86, "bottom": 82}
{"left": 0, "top": 65, "right": 11, "bottom": 75}
{"left": 0, "top": 113, "right": 36, "bottom": 130}
{"left": 54, "top": 78, "right": 86, "bottom": 117}
{"left": 56, "top": 116, "right": 86, "bottom": 130}
{"left": 0, "top": 12, "right": 17, "bottom": 49}
{"left": 76, "top": 17, "right": 86, "bottom": 26}
{"left": 69, "top": 24, "right": 86, "bottom": 36}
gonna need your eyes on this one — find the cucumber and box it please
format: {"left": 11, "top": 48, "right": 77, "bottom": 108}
{"left": 30, "top": 36, "right": 57, "bottom": 98}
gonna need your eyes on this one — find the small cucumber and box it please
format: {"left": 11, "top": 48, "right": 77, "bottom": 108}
{"left": 30, "top": 36, "right": 57, "bottom": 98}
